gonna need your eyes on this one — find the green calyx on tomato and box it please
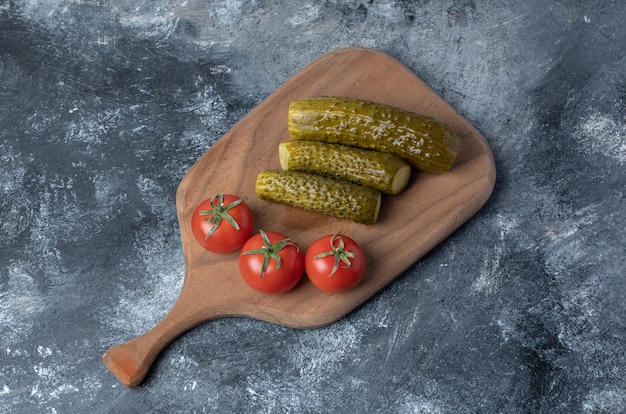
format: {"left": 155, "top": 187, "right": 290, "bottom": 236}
{"left": 240, "top": 229, "right": 300, "bottom": 279}
{"left": 313, "top": 233, "right": 356, "bottom": 276}
{"left": 198, "top": 192, "right": 245, "bottom": 239}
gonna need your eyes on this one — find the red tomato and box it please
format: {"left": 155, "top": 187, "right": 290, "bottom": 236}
{"left": 238, "top": 230, "right": 304, "bottom": 294}
{"left": 191, "top": 193, "right": 254, "bottom": 253}
{"left": 305, "top": 233, "right": 366, "bottom": 293}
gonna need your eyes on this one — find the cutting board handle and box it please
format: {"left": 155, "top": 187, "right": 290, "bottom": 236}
{"left": 102, "top": 292, "right": 217, "bottom": 388}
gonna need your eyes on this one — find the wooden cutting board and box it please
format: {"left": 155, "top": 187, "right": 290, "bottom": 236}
{"left": 102, "top": 47, "right": 496, "bottom": 387}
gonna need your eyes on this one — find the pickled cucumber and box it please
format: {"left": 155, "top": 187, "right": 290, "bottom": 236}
{"left": 255, "top": 170, "right": 381, "bottom": 225}
{"left": 288, "top": 97, "right": 460, "bottom": 173}
{"left": 279, "top": 140, "right": 410, "bottom": 195}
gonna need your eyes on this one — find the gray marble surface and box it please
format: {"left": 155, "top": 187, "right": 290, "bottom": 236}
{"left": 1, "top": 1, "right": 625, "bottom": 413}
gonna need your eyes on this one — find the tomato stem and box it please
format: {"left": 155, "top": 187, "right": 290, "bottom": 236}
{"left": 198, "top": 193, "right": 245, "bottom": 239}
{"left": 313, "top": 233, "right": 356, "bottom": 276}
{"left": 241, "top": 230, "right": 300, "bottom": 279}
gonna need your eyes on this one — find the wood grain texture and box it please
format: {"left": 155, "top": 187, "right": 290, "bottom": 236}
{"left": 102, "top": 47, "right": 496, "bottom": 387}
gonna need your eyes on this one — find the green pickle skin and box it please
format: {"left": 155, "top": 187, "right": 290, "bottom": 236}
{"left": 280, "top": 140, "right": 410, "bottom": 195}
{"left": 255, "top": 170, "right": 381, "bottom": 225}
{"left": 288, "top": 97, "right": 461, "bottom": 173}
